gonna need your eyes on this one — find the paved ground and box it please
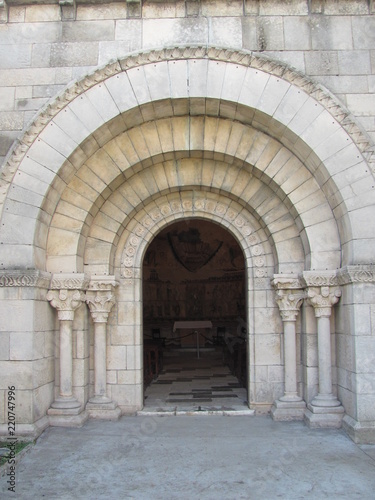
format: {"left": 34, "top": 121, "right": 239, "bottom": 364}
{"left": 143, "top": 349, "right": 249, "bottom": 414}
{"left": 1, "top": 415, "right": 375, "bottom": 499}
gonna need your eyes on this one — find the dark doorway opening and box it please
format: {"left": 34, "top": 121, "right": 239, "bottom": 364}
{"left": 142, "top": 219, "right": 248, "bottom": 410}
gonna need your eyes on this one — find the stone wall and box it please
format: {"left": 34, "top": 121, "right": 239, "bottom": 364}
{"left": 0, "top": 0, "right": 375, "bottom": 167}
{"left": 0, "top": 1, "right": 374, "bottom": 443}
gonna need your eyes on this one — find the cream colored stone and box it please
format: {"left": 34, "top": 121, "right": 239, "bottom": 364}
{"left": 107, "top": 346, "right": 126, "bottom": 370}
{"left": 67, "top": 93, "right": 106, "bottom": 136}
{"left": 167, "top": 59, "right": 188, "bottom": 99}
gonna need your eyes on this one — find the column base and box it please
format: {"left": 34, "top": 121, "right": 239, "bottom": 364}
{"left": 342, "top": 415, "right": 375, "bottom": 444}
{"left": 86, "top": 399, "right": 122, "bottom": 420}
{"left": 310, "top": 393, "right": 342, "bottom": 408}
{"left": 50, "top": 396, "right": 82, "bottom": 410}
{"left": 271, "top": 399, "right": 306, "bottom": 421}
{"left": 48, "top": 406, "right": 88, "bottom": 427}
{"left": 304, "top": 403, "right": 344, "bottom": 429}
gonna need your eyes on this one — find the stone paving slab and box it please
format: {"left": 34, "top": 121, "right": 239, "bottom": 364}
{"left": 1, "top": 416, "right": 375, "bottom": 499}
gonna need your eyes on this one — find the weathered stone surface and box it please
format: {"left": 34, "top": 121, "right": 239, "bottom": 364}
{"left": 0, "top": 2, "right": 374, "bottom": 444}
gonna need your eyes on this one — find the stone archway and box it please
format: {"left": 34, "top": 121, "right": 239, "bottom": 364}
{"left": 1, "top": 47, "right": 374, "bottom": 440}
{"left": 114, "top": 189, "right": 273, "bottom": 412}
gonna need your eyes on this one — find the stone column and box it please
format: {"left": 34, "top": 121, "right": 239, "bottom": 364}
{"left": 271, "top": 276, "right": 306, "bottom": 421}
{"left": 85, "top": 277, "right": 121, "bottom": 420}
{"left": 303, "top": 272, "right": 344, "bottom": 428}
{"left": 46, "top": 274, "right": 89, "bottom": 426}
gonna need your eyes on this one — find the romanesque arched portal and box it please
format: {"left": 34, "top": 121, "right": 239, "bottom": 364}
{"left": 1, "top": 47, "right": 374, "bottom": 443}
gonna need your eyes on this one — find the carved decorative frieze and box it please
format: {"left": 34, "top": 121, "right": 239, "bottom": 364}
{"left": 337, "top": 265, "right": 375, "bottom": 285}
{"left": 272, "top": 274, "right": 302, "bottom": 290}
{"left": 49, "top": 273, "right": 90, "bottom": 291}
{"left": 1, "top": 46, "right": 373, "bottom": 214}
{"left": 0, "top": 270, "right": 51, "bottom": 288}
{"left": 46, "top": 289, "right": 85, "bottom": 321}
{"left": 301, "top": 271, "right": 339, "bottom": 288}
{"left": 88, "top": 275, "right": 118, "bottom": 291}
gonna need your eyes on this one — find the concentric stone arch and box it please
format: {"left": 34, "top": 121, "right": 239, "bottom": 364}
{"left": 117, "top": 190, "right": 271, "bottom": 283}
{"left": 112, "top": 189, "right": 274, "bottom": 411}
{"left": 1, "top": 45, "right": 374, "bottom": 273}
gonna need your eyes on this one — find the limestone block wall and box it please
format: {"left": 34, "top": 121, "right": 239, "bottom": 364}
{"left": 0, "top": 0, "right": 375, "bottom": 167}
{"left": 0, "top": 271, "right": 55, "bottom": 436}
{"left": 0, "top": 0, "right": 374, "bottom": 442}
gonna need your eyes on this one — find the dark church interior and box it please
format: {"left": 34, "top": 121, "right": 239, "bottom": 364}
{"left": 143, "top": 219, "right": 248, "bottom": 401}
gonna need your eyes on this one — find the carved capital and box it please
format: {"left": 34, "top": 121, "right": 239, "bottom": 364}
{"left": 272, "top": 275, "right": 304, "bottom": 322}
{"left": 306, "top": 286, "right": 342, "bottom": 318}
{"left": 274, "top": 289, "right": 305, "bottom": 322}
{"left": 86, "top": 290, "right": 116, "bottom": 323}
{"left": 46, "top": 289, "right": 85, "bottom": 321}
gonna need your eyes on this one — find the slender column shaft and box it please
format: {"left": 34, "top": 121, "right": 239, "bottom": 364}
{"left": 282, "top": 320, "right": 299, "bottom": 399}
{"left": 60, "top": 319, "right": 74, "bottom": 398}
{"left": 317, "top": 315, "right": 333, "bottom": 397}
{"left": 94, "top": 322, "right": 107, "bottom": 398}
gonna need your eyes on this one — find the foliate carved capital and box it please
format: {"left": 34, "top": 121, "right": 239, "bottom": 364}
{"left": 272, "top": 275, "right": 304, "bottom": 322}
{"left": 306, "top": 286, "right": 342, "bottom": 318}
{"left": 86, "top": 290, "right": 116, "bottom": 323}
{"left": 274, "top": 289, "right": 305, "bottom": 322}
{"left": 46, "top": 289, "right": 86, "bottom": 321}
